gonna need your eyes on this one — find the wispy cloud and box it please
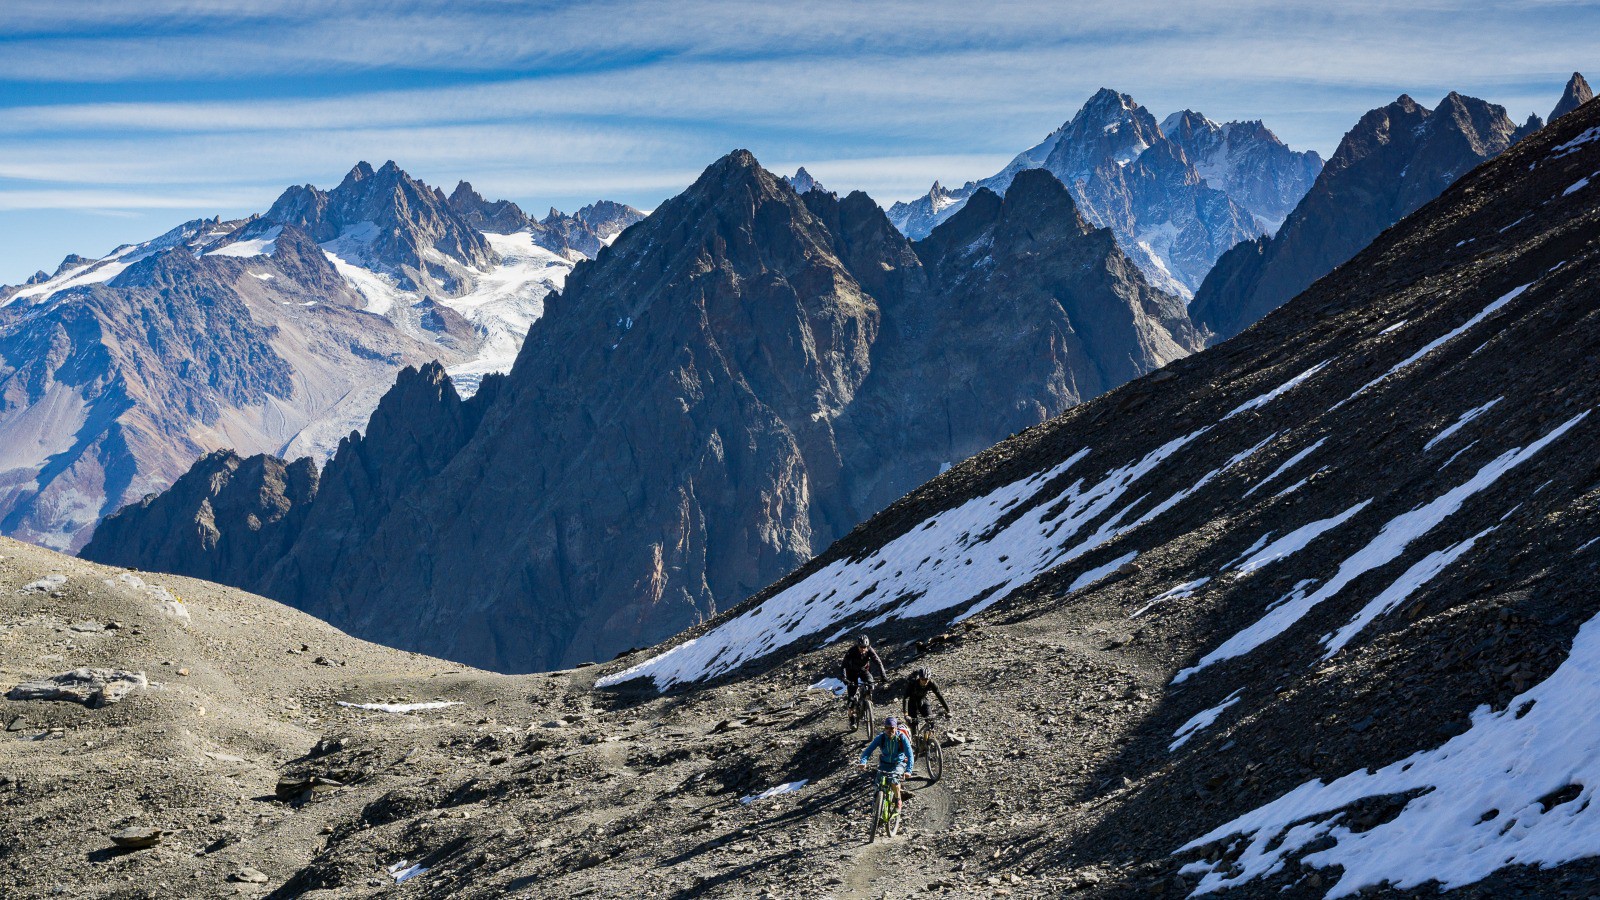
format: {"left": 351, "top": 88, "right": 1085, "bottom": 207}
{"left": 0, "top": 0, "right": 1593, "bottom": 282}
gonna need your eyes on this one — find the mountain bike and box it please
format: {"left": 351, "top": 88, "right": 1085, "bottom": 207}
{"left": 907, "top": 714, "right": 944, "bottom": 782}
{"left": 864, "top": 768, "right": 903, "bottom": 841}
{"left": 846, "top": 679, "right": 875, "bottom": 734}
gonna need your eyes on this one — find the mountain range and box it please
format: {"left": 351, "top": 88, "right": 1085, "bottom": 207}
{"left": 5, "top": 82, "right": 1600, "bottom": 900}
{"left": 0, "top": 164, "right": 640, "bottom": 550}
{"left": 1189, "top": 89, "right": 1540, "bottom": 340}
{"left": 76, "top": 78, "right": 1585, "bottom": 674}
{"left": 886, "top": 88, "right": 1325, "bottom": 296}
{"left": 82, "top": 156, "right": 1201, "bottom": 672}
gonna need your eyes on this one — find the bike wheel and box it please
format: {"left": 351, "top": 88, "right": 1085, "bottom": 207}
{"left": 926, "top": 736, "right": 943, "bottom": 783}
{"left": 859, "top": 698, "right": 875, "bottom": 736}
{"left": 869, "top": 781, "right": 885, "bottom": 842}
{"left": 889, "top": 807, "right": 902, "bottom": 838}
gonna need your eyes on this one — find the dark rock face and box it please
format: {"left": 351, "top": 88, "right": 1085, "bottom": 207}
{"left": 887, "top": 88, "right": 1323, "bottom": 296}
{"left": 1190, "top": 91, "right": 1521, "bottom": 342}
{"left": 85, "top": 152, "right": 1201, "bottom": 672}
{"left": 538, "top": 202, "right": 647, "bottom": 258}
{"left": 1550, "top": 71, "right": 1593, "bottom": 121}
{"left": 83, "top": 449, "right": 318, "bottom": 588}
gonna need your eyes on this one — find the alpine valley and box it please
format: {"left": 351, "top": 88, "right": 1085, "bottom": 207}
{"left": 1, "top": 72, "right": 1598, "bottom": 900}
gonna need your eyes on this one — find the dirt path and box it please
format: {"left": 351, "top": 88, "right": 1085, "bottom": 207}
{"left": 841, "top": 768, "right": 956, "bottom": 899}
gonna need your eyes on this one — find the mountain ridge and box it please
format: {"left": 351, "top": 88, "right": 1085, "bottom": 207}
{"left": 82, "top": 151, "right": 1203, "bottom": 673}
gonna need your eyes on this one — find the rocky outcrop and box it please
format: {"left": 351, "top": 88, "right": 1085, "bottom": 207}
{"left": 85, "top": 152, "right": 1201, "bottom": 672}
{"left": 886, "top": 88, "right": 1323, "bottom": 295}
{"left": 1550, "top": 71, "right": 1593, "bottom": 121}
{"left": 1190, "top": 91, "right": 1522, "bottom": 342}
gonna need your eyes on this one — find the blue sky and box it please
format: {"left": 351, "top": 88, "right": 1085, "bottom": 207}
{"left": 0, "top": 0, "right": 1594, "bottom": 283}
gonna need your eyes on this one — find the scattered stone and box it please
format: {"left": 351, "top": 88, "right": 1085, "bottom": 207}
{"left": 5, "top": 715, "right": 25, "bottom": 732}
{"left": 228, "top": 868, "right": 269, "bottom": 884}
{"left": 110, "top": 826, "right": 163, "bottom": 849}
{"left": 69, "top": 621, "right": 106, "bottom": 634}
{"left": 313, "top": 656, "right": 344, "bottom": 667}
{"left": 7, "top": 668, "right": 148, "bottom": 707}
{"left": 275, "top": 775, "right": 345, "bottom": 800}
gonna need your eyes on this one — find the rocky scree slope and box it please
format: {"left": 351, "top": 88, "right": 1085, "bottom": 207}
{"left": 1189, "top": 89, "right": 1536, "bottom": 342}
{"left": 887, "top": 88, "right": 1323, "bottom": 296}
{"left": 599, "top": 97, "right": 1600, "bottom": 897}
{"left": 0, "top": 163, "right": 633, "bottom": 552}
{"left": 83, "top": 154, "right": 1202, "bottom": 674}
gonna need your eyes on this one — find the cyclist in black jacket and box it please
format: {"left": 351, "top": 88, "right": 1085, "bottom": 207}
{"left": 901, "top": 667, "right": 950, "bottom": 732}
{"left": 841, "top": 635, "right": 887, "bottom": 706}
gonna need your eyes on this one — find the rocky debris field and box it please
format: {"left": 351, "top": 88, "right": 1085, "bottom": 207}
{"left": 2, "top": 533, "right": 1220, "bottom": 899}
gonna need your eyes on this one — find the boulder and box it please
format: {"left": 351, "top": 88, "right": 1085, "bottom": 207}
{"left": 7, "top": 669, "right": 148, "bottom": 707}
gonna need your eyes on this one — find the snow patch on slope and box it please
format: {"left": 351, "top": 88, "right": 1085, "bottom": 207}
{"left": 1180, "top": 610, "right": 1600, "bottom": 897}
{"left": 1175, "top": 411, "right": 1588, "bottom": 683}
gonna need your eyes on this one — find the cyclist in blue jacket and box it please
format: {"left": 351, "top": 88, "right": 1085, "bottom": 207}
{"left": 858, "top": 715, "right": 915, "bottom": 815}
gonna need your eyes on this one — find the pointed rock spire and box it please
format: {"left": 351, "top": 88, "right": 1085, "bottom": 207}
{"left": 1551, "top": 72, "right": 1594, "bottom": 122}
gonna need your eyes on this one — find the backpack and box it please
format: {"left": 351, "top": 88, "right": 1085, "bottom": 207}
{"left": 888, "top": 726, "right": 913, "bottom": 758}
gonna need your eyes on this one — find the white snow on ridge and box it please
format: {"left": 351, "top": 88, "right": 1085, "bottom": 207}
{"left": 204, "top": 225, "right": 282, "bottom": 257}
{"left": 1175, "top": 411, "right": 1589, "bottom": 683}
{"left": 1243, "top": 438, "right": 1325, "bottom": 498}
{"left": 1321, "top": 526, "right": 1494, "bottom": 656}
{"left": 1180, "top": 610, "right": 1600, "bottom": 898}
{"left": 1343, "top": 283, "right": 1532, "bottom": 405}
{"left": 1132, "top": 578, "right": 1211, "bottom": 618}
{"left": 317, "top": 227, "right": 572, "bottom": 397}
{"left": 336, "top": 700, "right": 460, "bottom": 713}
{"left": 1069, "top": 550, "right": 1139, "bottom": 592}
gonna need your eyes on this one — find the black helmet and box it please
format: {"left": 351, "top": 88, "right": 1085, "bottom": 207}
{"left": 856, "top": 634, "right": 870, "bottom": 647}
{"left": 914, "top": 667, "right": 930, "bottom": 680}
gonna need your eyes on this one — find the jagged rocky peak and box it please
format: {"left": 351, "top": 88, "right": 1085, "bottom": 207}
{"left": 782, "top": 166, "right": 828, "bottom": 195}
{"left": 1047, "top": 87, "right": 1166, "bottom": 174}
{"left": 886, "top": 87, "right": 1321, "bottom": 295}
{"left": 538, "top": 200, "right": 647, "bottom": 257}
{"left": 89, "top": 144, "right": 1205, "bottom": 673}
{"left": 82, "top": 449, "right": 319, "bottom": 585}
{"left": 1191, "top": 88, "right": 1522, "bottom": 342}
{"left": 1551, "top": 71, "right": 1593, "bottom": 121}
{"left": 261, "top": 159, "right": 497, "bottom": 292}
{"left": 446, "top": 180, "right": 532, "bottom": 233}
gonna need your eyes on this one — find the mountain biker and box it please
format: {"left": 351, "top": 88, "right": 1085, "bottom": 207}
{"left": 901, "top": 667, "right": 950, "bottom": 733}
{"left": 858, "top": 715, "right": 914, "bottom": 815}
{"left": 841, "top": 634, "right": 887, "bottom": 708}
